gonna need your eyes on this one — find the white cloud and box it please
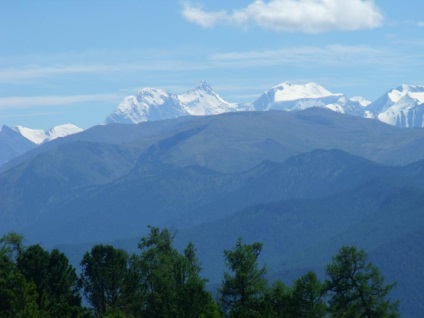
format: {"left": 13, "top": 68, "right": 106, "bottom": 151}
{"left": 181, "top": 3, "right": 228, "bottom": 28}
{"left": 0, "top": 94, "right": 119, "bottom": 110}
{"left": 418, "top": 21, "right": 424, "bottom": 28}
{"left": 182, "top": 0, "right": 383, "bottom": 32}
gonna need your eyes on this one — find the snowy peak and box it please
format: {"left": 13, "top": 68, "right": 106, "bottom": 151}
{"left": 105, "top": 81, "right": 244, "bottom": 124}
{"left": 106, "top": 88, "right": 186, "bottom": 124}
{"left": 252, "top": 82, "right": 348, "bottom": 112}
{"left": 15, "top": 126, "right": 48, "bottom": 144}
{"left": 14, "top": 124, "right": 83, "bottom": 144}
{"left": 388, "top": 84, "right": 424, "bottom": 104}
{"left": 270, "top": 82, "right": 338, "bottom": 102}
{"left": 104, "top": 80, "right": 424, "bottom": 128}
{"left": 135, "top": 88, "right": 172, "bottom": 105}
{"left": 366, "top": 84, "right": 424, "bottom": 128}
{"left": 179, "top": 81, "right": 243, "bottom": 116}
{"left": 46, "top": 124, "right": 83, "bottom": 142}
{"left": 350, "top": 96, "right": 371, "bottom": 107}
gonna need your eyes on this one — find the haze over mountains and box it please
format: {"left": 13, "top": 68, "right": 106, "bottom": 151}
{"left": 2, "top": 82, "right": 424, "bottom": 316}
{"left": 2, "top": 81, "right": 424, "bottom": 167}
{"left": 1, "top": 108, "right": 424, "bottom": 316}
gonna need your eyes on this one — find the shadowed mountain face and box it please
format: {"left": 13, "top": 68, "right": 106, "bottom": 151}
{"left": 5, "top": 108, "right": 424, "bottom": 174}
{"left": 2, "top": 108, "right": 424, "bottom": 317}
{"left": 2, "top": 108, "right": 424, "bottom": 240}
{"left": 0, "top": 125, "right": 37, "bottom": 166}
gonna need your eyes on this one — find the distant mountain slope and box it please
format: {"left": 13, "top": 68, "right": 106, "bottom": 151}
{"left": 4, "top": 109, "right": 424, "bottom": 244}
{"left": 53, "top": 159, "right": 424, "bottom": 317}
{"left": 7, "top": 108, "right": 424, "bottom": 177}
{"left": 0, "top": 125, "right": 37, "bottom": 166}
{"left": 173, "top": 174, "right": 424, "bottom": 318}
{"left": 0, "top": 141, "right": 140, "bottom": 230}
{"left": 0, "top": 146, "right": 417, "bottom": 246}
{"left": 0, "top": 123, "right": 83, "bottom": 168}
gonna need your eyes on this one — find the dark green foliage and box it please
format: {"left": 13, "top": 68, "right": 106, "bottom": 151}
{"left": 136, "top": 226, "right": 218, "bottom": 318}
{"left": 17, "top": 245, "right": 81, "bottom": 317}
{"left": 260, "top": 274, "right": 326, "bottom": 318}
{"left": 0, "top": 245, "right": 40, "bottom": 317}
{"left": 0, "top": 231, "right": 401, "bottom": 318}
{"left": 0, "top": 233, "right": 81, "bottom": 318}
{"left": 80, "top": 245, "right": 129, "bottom": 316}
{"left": 325, "top": 246, "right": 399, "bottom": 317}
{"left": 290, "top": 272, "right": 326, "bottom": 318}
{"left": 260, "top": 280, "right": 292, "bottom": 317}
{"left": 220, "top": 238, "right": 267, "bottom": 317}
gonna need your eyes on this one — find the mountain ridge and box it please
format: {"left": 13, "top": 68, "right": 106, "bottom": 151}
{"left": 104, "top": 81, "right": 424, "bottom": 128}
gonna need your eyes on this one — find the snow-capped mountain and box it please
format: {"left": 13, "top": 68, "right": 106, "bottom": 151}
{"left": 105, "top": 82, "right": 248, "bottom": 124}
{"left": 178, "top": 81, "right": 248, "bottom": 115}
{"left": 105, "top": 88, "right": 186, "bottom": 124}
{"left": 15, "top": 123, "right": 83, "bottom": 144}
{"left": 252, "top": 82, "right": 365, "bottom": 116}
{"left": 0, "top": 123, "right": 83, "bottom": 167}
{"left": 365, "top": 84, "right": 424, "bottom": 128}
{"left": 104, "top": 80, "right": 424, "bottom": 128}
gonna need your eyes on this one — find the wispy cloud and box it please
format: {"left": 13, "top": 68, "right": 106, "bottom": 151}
{"left": 0, "top": 94, "right": 119, "bottom": 110}
{"left": 209, "top": 45, "right": 386, "bottom": 67}
{"left": 1, "top": 42, "right": 422, "bottom": 89}
{"left": 0, "top": 60, "right": 207, "bottom": 84}
{"left": 418, "top": 21, "right": 424, "bottom": 28}
{"left": 182, "top": 0, "right": 383, "bottom": 32}
{"left": 0, "top": 111, "right": 66, "bottom": 119}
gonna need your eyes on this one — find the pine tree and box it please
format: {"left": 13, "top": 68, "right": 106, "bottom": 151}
{"left": 220, "top": 238, "right": 267, "bottom": 317}
{"left": 325, "top": 246, "right": 399, "bottom": 318}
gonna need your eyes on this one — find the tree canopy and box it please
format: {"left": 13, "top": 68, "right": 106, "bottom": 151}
{"left": 0, "top": 231, "right": 400, "bottom": 318}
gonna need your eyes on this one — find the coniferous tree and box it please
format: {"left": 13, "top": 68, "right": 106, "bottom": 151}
{"left": 325, "top": 246, "right": 399, "bottom": 318}
{"left": 260, "top": 280, "right": 292, "bottom": 317}
{"left": 137, "top": 226, "right": 218, "bottom": 318}
{"left": 290, "top": 271, "right": 326, "bottom": 318}
{"left": 220, "top": 238, "right": 267, "bottom": 317}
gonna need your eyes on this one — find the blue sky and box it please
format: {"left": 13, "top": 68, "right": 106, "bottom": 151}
{"left": 1, "top": 0, "right": 424, "bottom": 129}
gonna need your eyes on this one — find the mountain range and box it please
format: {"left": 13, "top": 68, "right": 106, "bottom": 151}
{"left": 2, "top": 108, "right": 424, "bottom": 316}
{"left": 105, "top": 81, "right": 424, "bottom": 130}
{"left": 2, "top": 81, "right": 424, "bottom": 167}
{"left": 2, "top": 82, "right": 424, "bottom": 316}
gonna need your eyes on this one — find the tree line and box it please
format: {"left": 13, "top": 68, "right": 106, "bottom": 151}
{"left": 0, "top": 227, "right": 399, "bottom": 317}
